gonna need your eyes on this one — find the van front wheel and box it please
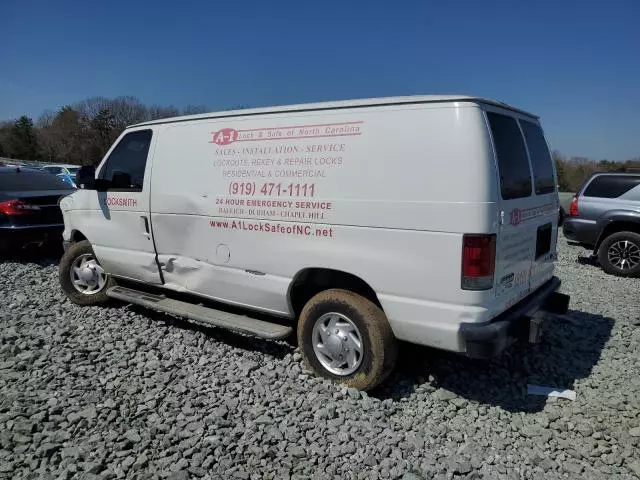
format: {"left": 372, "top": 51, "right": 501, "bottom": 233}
{"left": 59, "top": 240, "right": 113, "bottom": 305}
{"left": 297, "top": 289, "right": 397, "bottom": 391}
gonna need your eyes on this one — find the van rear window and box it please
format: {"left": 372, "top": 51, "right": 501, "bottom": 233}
{"left": 520, "top": 120, "right": 555, "bottom": 195}
{"left": 486, "top": 112, "right": 532, "bottom": 200}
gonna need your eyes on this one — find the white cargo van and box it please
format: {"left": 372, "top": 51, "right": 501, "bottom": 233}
{"left": 59, "top": 96, "right": 569, "bottom": 390}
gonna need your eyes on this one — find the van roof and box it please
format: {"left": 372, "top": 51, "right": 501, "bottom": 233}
{"left": 130, "top": 95, "right": 539, "bottom": 128}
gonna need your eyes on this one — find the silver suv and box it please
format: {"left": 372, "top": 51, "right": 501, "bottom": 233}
{"left": 563, "top": 172, "right": 640, "bottom": 277}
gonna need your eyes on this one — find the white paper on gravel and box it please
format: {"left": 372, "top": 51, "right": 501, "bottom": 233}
{"left": 527, "top": 384, "right": 577, "bottom": 401}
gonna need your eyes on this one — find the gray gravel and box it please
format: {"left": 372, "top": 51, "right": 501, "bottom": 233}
{"left": 1, "top": 235, "right": 639, "bottom": 480}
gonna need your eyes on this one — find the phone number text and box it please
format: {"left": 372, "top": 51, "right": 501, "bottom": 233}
{"left": 228, "top": 182, "right": 316, "bottom": 197}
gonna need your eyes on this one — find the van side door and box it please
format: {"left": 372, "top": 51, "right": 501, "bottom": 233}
{"left": 85, "top": 129, "right": 162, "bottom": 284}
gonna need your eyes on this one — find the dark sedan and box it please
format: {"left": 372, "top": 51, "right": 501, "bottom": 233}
{"left": 0, "top": 167, "right": 74, "bottom": 253}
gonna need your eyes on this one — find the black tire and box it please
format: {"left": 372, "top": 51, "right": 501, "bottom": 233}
{"left": 597, "top": 231, "right": 640, "bottom": 277}
{"left": 297, "top": 289, "right": 397, "bottom": 391}
{"left": 59, "top": 240, "right": 113, "bottom": 305}
{"left": 558, "top": 208, "right": 565, "bottom": 227}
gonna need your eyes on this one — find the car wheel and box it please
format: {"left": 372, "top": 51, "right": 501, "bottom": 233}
{"left": 297, "top": 289, "right": 397, "bottom": 391}
{"left": 59, "top": 240, "right": 113, "bottom": 305}
{"left": 597, "top": 231, "right": 640, "bottom": 277}
{"left": 558, "top": 207, "right": 565, "bottom": 227}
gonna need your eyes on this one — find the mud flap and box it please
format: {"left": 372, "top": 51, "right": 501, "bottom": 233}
{"left": 540, "top": 292, "right": 570, "bottom": 315}
{"left": 528, "top": 313, "right": 545, "bottom": 344}
{"left": 528, "top": 291, "right": 570, "bottom": 344}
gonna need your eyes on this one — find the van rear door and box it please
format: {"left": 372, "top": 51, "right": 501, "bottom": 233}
{"left": 486, "top": 110, "right": 558, "bottom": 312}
{"left": 518, "top": 118, "right": 558, "bottom": 292}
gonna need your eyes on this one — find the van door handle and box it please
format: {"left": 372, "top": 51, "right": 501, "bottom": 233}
{"left": 140, "top": 216, "right": 151, "bottom": 239}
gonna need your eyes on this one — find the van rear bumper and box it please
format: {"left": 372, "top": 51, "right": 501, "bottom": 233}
{"left": 459, "top": 276, "right": 569, "bottom": 359}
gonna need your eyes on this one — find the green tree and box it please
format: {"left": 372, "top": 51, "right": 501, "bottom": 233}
{"left": 89, "top": 108, "right": 116, "bottom": 161}
{"left": 552, "top": 150, "right": 570, "bottom": 191}
{"left": 52, "top": 107, "right": 84, "bottom": 163}
{"left": 9, "top": 116, "right": 39, "bottom": 159}
{"left": 0, "top": 121, "right": 11, "bottom": 158}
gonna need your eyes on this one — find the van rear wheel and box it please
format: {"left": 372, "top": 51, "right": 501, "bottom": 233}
{"left": 297, "top": 289, "right": 397, "bottom": 391}
{"left": 59, "top": 240, "right": 113, "bottom": 305}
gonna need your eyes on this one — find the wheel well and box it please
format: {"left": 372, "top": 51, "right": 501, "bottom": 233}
{"left": 288, "top": 268, "right": 382, "bottom": 317}
{"left": 70, "top": 230, "right": 87, "bottom": 243}
{"left": 596, "top": 222, "right": 640, "bottom": 250}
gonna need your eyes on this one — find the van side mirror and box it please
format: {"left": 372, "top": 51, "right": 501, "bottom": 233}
{"left": 76, "top": 165, "right": 96, "bottom": 190}
{"left": 94, "top": 178, "right": 111, "bottom": 192}
{"left": 77, "top": 165, "right": 112, "bottom": 191}
{"left": 111, "top": 171, "right": 132, "bottom": 189}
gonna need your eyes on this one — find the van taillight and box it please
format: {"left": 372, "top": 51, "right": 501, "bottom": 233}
{"left": 568, "top": 197, "right": 579, "bottom": 217}
{"left": 462, "top": 234, "right": 496, "bottom": 290}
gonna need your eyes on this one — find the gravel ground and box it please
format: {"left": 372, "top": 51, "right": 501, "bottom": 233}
{"left": 1, "top": 235, "right": 639, "bottom": 480}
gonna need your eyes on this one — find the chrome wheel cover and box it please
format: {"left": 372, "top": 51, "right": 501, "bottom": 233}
{"left": 70, "top": 253, "right": 107, "bottom": 295}
{"left": 312, "top": 312, "right": 364, "bottom": 376}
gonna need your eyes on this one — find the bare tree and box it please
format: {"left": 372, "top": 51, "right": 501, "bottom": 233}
{"left": 36, "top": 110, "right": 57, "bottom": 129}
{"left": 108, "top": 96, "right": 149, "bottom": 129}
{"left": 88, "top": 109, "right": 117, "bottom": 162}
{"left": 2, "top": 96, "right": 212, "bottom": 163}
{"left": 148, "top": 105, "right": 180, "bottom": 120}
{"left": 182, "top": 105, "right": 209, "bottom": 115}
{"left": 37, "top": 124, "right": 59, "bottom": 162}
{"left": 74, "top": 97, "right": 111, "bottom": 121}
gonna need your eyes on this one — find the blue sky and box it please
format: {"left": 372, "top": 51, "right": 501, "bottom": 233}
{"left": 1, "top": 0, "right": 638, "bottom": 160}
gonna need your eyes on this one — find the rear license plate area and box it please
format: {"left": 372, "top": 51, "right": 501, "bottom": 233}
{"left": 535, "top": 223, "right": 552, "bottom": 259}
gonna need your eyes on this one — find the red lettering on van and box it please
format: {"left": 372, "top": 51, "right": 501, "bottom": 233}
{"left": 211, "top": 128, "right": 239, "bottom": 145}
{"left": 510, "top": 203, "right": 555, "bottom": 226}
{"left": 105, "top": 196, "right": 137, "bottom": 208}
{"left": 510, "top": 209, "right": 522, "bottom": 226}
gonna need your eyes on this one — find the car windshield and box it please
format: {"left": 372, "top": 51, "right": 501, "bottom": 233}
{"left": 0, "top": 169, "right": 73, "bottom": 191}
{"left": 68, "top": 167, "right": 80, "bottom": 174}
